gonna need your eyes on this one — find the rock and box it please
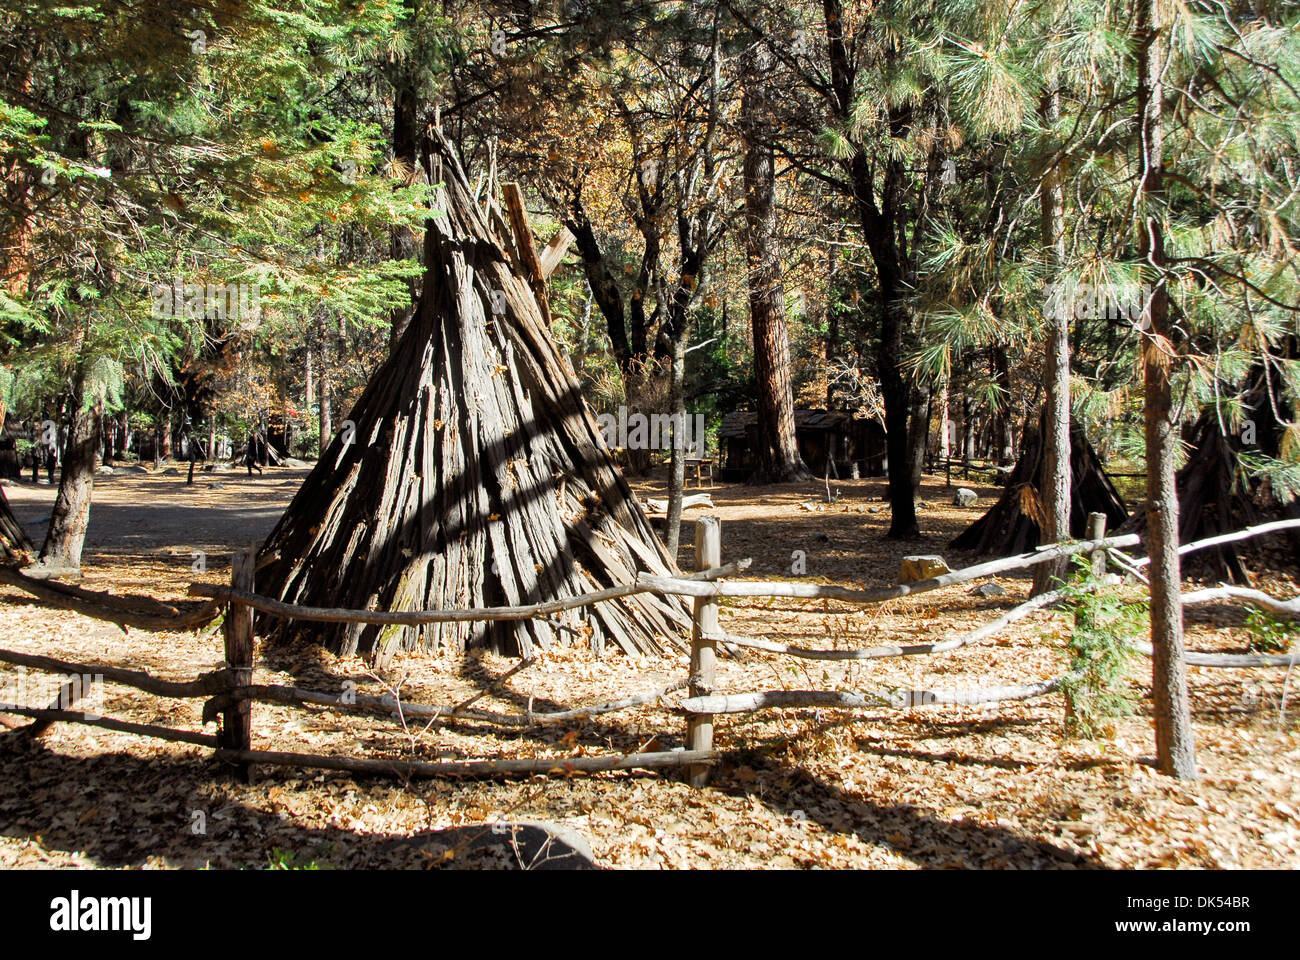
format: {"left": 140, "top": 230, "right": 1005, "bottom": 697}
{"left": 867, "top": 506, "right": 882, "bottom": 514}
{"left": 917, "top": 500, "right": 932, "bottom": 510}
{"left": 282, "top": 457, "right": 311, "bottom": 469}
{"left": 381, "top": 821, "right": 599, "bottom": 870}
{"left": 970, "top": 582, "right": 1006, "bottom": 597}
{"left": 20, "top": 559, "right": 82, "bottom": 581}
{"left": 953, "top": 487, "right": 978, "bottom": 507}
{"left": 95, "top": 465, "right": 113, "bottom": 475}
{"left": 899, "top": 555, "right": 950, "bottom": 583}
{"left": 161, "top": 467, "right": 179, "bottom": 476}
{"left": 125, "top": 464, "right": 150, "bottom": 474}
{"left": 815, "top": 533, "right": 830, "bottom": 543}
{"left": 800, "top": 501, "right": 821, "bottom": 512}
{"left": 855, "top": 506, "right": 866, "bottom": 513}
{"left": 208, "top": 482, "right": 225, "bottom": 490}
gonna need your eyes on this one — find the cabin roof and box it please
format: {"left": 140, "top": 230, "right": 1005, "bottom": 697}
{"left": 718, "top": 408, "right": 862, "bottom": 440}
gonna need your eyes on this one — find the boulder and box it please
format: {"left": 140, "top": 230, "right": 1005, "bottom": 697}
{"left": 380, "top": 821, "right": 598, "bottom": 870}
{"left": 899, "top": 555, "right": 950, "bottom": 583}
{"left": 970, "top": 582, "right": 1006, "bottom": 597}
{"left": 953, "top": 487, "right": 978, "bottom": 507}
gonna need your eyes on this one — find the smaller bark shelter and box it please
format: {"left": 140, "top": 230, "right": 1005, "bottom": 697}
{"left": 0, "top": 414, "right": 23, "bottom": 480}
{"left": 718, "top": 409, "right": 886, "bottom": 481}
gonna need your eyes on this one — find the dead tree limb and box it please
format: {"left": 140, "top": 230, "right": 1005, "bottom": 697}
{"left": 204, "top": 679, "right": 688, "bottom": 729}
{"left": 0, "top": 707, "right": 217, "bottom": 747}
{"left": 212, "top": 747, "right": 715, "bottom": 779}
{"left": 681, "top": 676, "right": 1068, "bottom": 715}
{"left": 0, "top": 566, "right": 219, "bottom": 631}
{"left": 0, "top": 648, "right": 229, "bottom": 698}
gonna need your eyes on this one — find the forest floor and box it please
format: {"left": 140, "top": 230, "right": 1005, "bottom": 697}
{"left": 0, "top": 464, "right": 1297, "bottom": 869}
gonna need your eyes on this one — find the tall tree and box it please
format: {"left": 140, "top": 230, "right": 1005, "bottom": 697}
{"left": 1136, "top": 0, "right": 1196, "bottom": 779}
{"left": 740, "top": 46, "right": 808, "bottom": 483}
{"left": 1031, "top": 85, "right": 1072, "bottom": 596}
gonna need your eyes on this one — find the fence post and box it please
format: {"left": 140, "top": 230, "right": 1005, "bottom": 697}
{"left": 221, "top": 547, "right": 255, "bottom": 782}
{"left": 686, "top": 516, "right": 721, "bottom": 788}
{"left": 1087, "top": 512, "right": 1107, "bottom": 578}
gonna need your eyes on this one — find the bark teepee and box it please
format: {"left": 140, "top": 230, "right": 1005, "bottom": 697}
{"left": 950, "top": 412, "right": 1128, "bottom": 555}
{"left": 1121, "top": 373, "right": 1300, "bottom": 582}
{"left": 0, "top": 487, "right": 32, "bottom": 566}
{"left": 255, "top": 129, "right": 689, "bottom": 661}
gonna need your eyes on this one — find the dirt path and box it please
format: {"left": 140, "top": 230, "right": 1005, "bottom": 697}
{"left": 0, "top": 466, "right": 1297, "bottom": 870}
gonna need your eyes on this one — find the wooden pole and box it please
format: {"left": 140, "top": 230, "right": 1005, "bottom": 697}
{"left": 222, "top": 547, "right": 255, "bottom": 782}
{"left": 686, "top": 516, "right": 721, "bottom": 787}
{"left": 1087, "top": 512, "right": 1107, "bottom": 578}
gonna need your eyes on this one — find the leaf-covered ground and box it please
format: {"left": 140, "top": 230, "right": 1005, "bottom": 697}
{"left": 0, "top": 467, "right": 1297, "bottom": 869}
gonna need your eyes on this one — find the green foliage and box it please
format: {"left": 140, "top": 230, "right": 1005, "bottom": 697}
{"left": 1243, "top": 606, "right": 1299, "bottom": 654}
{"left": 265, "top": 847, "right": 324, "bottom": 870}
{"left": 1058, "top": 555, "right": 1145, "bottom": 739}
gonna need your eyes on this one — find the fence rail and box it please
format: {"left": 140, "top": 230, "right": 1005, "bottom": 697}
{"left": 2, "top": 516, "right": 1299, "bottom": 786}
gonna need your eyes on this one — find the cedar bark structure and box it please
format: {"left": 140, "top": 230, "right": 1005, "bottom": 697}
{"left": 740, "top": 49, "right": 809, "bottom": 484}
{"left": 1121, "top": 375, "right": 1300, "bottom": 581}
{"left": 1137, "top": 0, "right": 1197, "bottom": 779}
{"left": 0, "top": 486, "right": 32, "bottom": 565}
{"left": 949, "top": 413, "right": 1127, "bottom": 559}
{"left": 256, "top": 130, "right": 689, "bottom": 661}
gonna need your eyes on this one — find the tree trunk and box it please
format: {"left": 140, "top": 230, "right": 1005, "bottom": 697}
{"left": 1032, "top": 88, "right": 1073, "bottom": 597}
{"left": 665, "top": 335, "right": 688, "bottom": 561}
{"left": 824, "top": 230, "right": 842, "bottom": 408}
{"left": 824, "top": 0, "right": 917, "bottom": 537}
{"left": 100, "top": 412, "right": 113, "bottom": 466}
{"left": 160, "top": 411, "right": 172, "bottom": 462}
{"left": 255, "top": 130, "right": 688, "bottom": 661}
{"left": 741, "top": 52, "right": 809, "bottom": 484}
{"left": 30, "top": 368, "right": 100, "bottom": 576}
{"left": 1138, "top": 0, "right": 1196, "bottom": 778}
{"left": 316, "top": 314, "right": 332, "bottom": 451}
{"left": 906, "top": 380, "right": 930, "bottom": 493}
{"left": 115, "top": 409, "right": 128, "bottom": 460}
{"left": 304, "top": 341, "right": 314, "bottom": 410}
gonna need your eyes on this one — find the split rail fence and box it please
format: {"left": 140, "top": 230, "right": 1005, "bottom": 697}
{"left": 2, "top": 515, "right": 1299, "bottom": 787}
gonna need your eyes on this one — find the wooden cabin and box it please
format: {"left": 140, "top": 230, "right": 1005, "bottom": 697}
{"left": 718, "top": 409, "right": 887, "bottom": 482}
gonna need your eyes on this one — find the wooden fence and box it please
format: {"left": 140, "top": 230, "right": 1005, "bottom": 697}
{"left": 2, "top": 515, "right": 1299, "bottom": 787}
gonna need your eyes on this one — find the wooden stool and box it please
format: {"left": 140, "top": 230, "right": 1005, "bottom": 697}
{"left": 685, "top": 457, "right": 714, "bottom": 488}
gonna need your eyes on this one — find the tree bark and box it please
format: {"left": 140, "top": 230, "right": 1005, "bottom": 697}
{"left": 30, "top": 366, "right": 100, "bottom": 576}
{"left": 1138, "top": 0, "right": 1197, "bottom": 779}
{"left": 1032, "top": 88, "right": 1073, "bottom": 596}
{"left": 665, "top": 335, "right": 688, "bottom": 561}
{"left": 906, "top": 380, "right": 930, "bottom": 493}
{"left": 823, "top": 0, "right": 917, "bottom": 536}
{"left": 741, "top": 52, "right": 809, "bottom": 484}
{"left": 316, "top": 313, "right": 332, "bottom": 450}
